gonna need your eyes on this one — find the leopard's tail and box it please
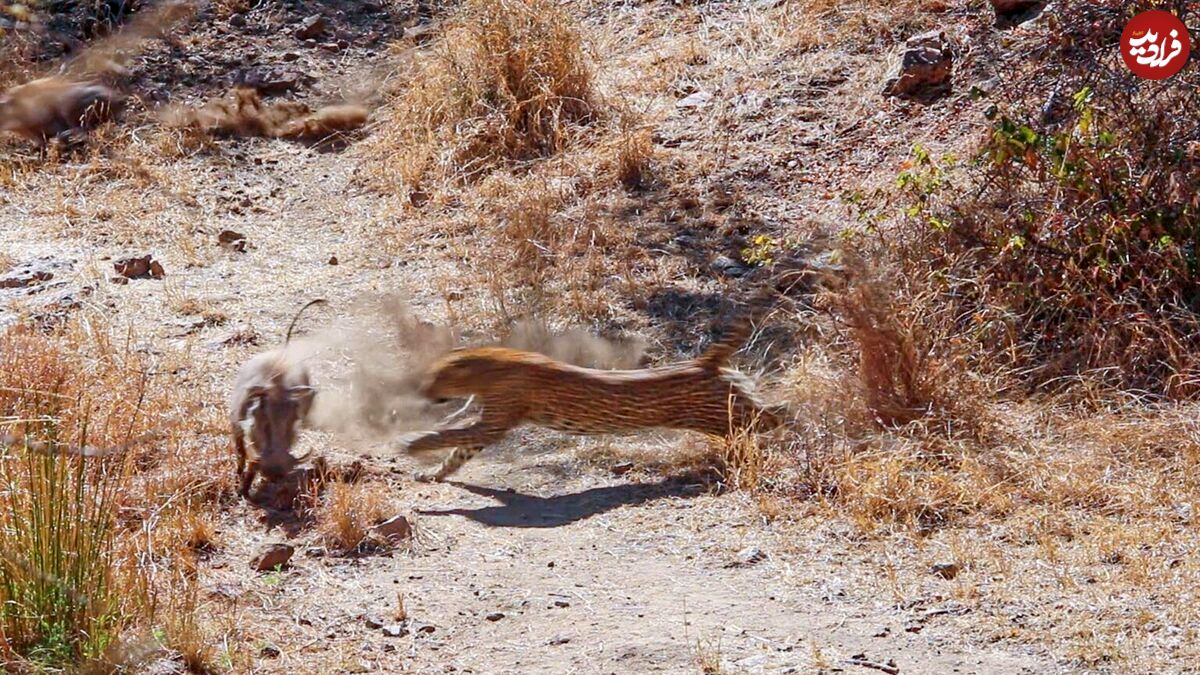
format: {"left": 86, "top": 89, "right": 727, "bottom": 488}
{"left": 696, "top": 317, "right": 751, "bottom": 371}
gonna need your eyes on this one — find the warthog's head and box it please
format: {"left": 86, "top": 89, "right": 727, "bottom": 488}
{"left": 238, "top": 383, "right": 315, "bottom": 479}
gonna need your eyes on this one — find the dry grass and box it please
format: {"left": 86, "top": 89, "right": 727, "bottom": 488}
{"left": 364, "top": 0, "right": 600, "bottom": 197}
{"left": 0, "top": 319, "right": 225, "bottom": 668}
{"left": 784, "top": 0, "right": 950, "bottom": 52}
{"left": 3, "top": 0, "right": 1199, "bottom": 670}
{"left": 316, "top": 481, "right": 400, "bottom": 554}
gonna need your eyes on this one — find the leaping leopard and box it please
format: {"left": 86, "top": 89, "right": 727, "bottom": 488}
{"left": 398, "top": 319, "right": 786, "bottom": 482}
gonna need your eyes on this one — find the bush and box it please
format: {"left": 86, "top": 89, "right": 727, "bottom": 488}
{"left": 366, "top": 0, "right": 599, "bottom": 193}
{"left": 879, "top": 0, "right": 1200, "bottom": 396}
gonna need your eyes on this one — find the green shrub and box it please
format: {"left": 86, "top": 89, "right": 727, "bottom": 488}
{"left": 875, "top": 0, "right": 1200, "bottom": 396}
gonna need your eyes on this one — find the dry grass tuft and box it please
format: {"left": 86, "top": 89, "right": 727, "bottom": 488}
{"left": 613, "top": 124, "right": 655, "bottom": 192}
{"left": 0, "top": 319, "right": 221, "bottom": 667}
{"left": 317, "top": 481, "right": 399, "bottom": 554}
{"left": 157, "top": 573, "right": 219, "bottom": 673}
{"left": 364, "top": 0, "right": 600, "bottom": 194}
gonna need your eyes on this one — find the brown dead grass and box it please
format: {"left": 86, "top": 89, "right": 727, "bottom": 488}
{"left": 3, "top": 0, "right": 1197, "bottom": 670}
{"left": 784, "top": 0, "right": 950, "bottom": 52}
{"left": 363, "top": 0, "right": 600, "bottom": 196}
{"left": 316, "top": 481, "right": 400, "bottom": 554}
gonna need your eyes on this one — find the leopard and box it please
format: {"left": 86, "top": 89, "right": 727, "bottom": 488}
{"left": 398, "top": 319, "right": 786, "bottom": 482}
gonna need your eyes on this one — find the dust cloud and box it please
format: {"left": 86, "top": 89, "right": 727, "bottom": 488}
{"left": 296, "top": 294, "right": 646, "bottom": 443}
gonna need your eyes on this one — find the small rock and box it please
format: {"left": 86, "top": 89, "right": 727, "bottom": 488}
{"left": 282, "top": 51, "right": 302, "bottom": 62}
{"left": 611, "top": 461, "right": 635, "bottom": 476}
{"left": 882, "top": 30, "right": 953, "bottom": 100}
{"left": 319, "top": 42, "right": 342, "bottom": 53}
{"left": 328, "top": 255, "right": 339, "bottom": 266}
{"left": 548, "top": 636, "right": 571, "bottom": 646}
{"left": 729, "top": 546, "right": 768, "bottom": 568}
{"left": 711, "top": 254, "right": 751, "bottom": 278}
{"left": 381, "top": 624, "right": 409, "bottom": 638}
{"left": 485, "top": 612, "right": 505, "bottom": 622}
{"left": 0, "top": 267, "right": 53, "bottom": 289}
{"left": 0, "top": 258, "right": 72, "bottom": 292}
{"left": 113, "top": 254, "right": 165, "bottom": 280}
{"left": 375, "top": 515, "right": 413, "bottom": 543}
{"left": 553, "top": 600, "right": 570, "bottom": 608}
{"left": 295, "top": 14, "right": 327, "bottom": 40}
{"left": 238, "top": 67, "right": 307, "bottom": 95}
{"left": 676, "top": 91, "right": 713, "bottom": 109}
{"left": 252, "top": 543, "right": 294, "bottom": 572}
{"left": 989, "top": 0, "right": 1043, "bottom": 19}
{"left": 218, "top": 229, "right": 248, "bottom": 252}
{"left": 415, "top": 623, "right": 436, "bottom": 635}
{"left": 228, "top": 13, "right": 246, "bottom": 27}
{"left": 1175, "top": 502, "right": 1194, "bottom": 523}
{"left": 931, "top": 562, "right": 960, "bottom": 580}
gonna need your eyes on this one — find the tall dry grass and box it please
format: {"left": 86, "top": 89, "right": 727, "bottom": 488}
{"left": 0, "top": 321, "right": 225, "bottom": 669}
{"left": 365, "top": 0, "right": 600, "bottom": 196}
{"left": 0, "top": 428, "right": 124, "bottom": 666}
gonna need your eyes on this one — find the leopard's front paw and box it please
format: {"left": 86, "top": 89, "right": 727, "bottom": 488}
{"left": 395, "top": 431, "right": 438, "bottom": 454}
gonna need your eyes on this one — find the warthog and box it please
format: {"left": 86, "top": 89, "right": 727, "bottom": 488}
{"left": 228, "top": 299, "right": 326, "bottom": 497}
{"left": 0, "top": 77, "right": 121, "bottom": 145}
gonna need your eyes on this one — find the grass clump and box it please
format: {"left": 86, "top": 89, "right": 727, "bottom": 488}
{"left": 366, "top": 0, "right": 600, "bottom": 193}
{"left": 0, "top": 328, "right": 134, "bottom": 667}
{"left": 0, "top": 322, "right": 212, "bottom": 670}
{"left": 0, "top": 424, "right": 124, "bottom": 666}
{"left": 317, "top": 482, "right": 398, "bottom": 554}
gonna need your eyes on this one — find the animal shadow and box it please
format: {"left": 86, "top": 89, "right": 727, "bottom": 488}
{"left": 417, "top": 475, "right": 707, "bottom": 528}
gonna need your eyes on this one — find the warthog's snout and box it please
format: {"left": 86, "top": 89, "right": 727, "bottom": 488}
{"left": 233, "top": 380, "right": 315, "bottom": 496}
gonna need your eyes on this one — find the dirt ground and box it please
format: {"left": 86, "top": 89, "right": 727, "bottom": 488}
{"left": 1, "top": 0, "right": 1174, "bottom": 673}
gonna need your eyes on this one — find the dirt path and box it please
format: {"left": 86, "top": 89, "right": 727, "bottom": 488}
{"left": 0, "top": 2, "right": 1073, "bottom": 672}
{"left": 210, "top": 438, "right": 1057, "bottom": 674}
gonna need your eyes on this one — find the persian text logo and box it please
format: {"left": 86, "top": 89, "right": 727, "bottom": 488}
{"left": 1121, "top": 10, "right": 1190, "bottom": 80}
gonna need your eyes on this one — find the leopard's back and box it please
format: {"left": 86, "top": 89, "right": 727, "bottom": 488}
{"left": 406, "top": 319, "right": 785, "bottom": 481}
{"left": 471, "top": 346, "right": 776, "bottom": 437}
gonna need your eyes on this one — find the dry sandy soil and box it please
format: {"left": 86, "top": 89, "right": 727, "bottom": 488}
{"left": 2, "top": 0, "right": 1195, "bottom": 673}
